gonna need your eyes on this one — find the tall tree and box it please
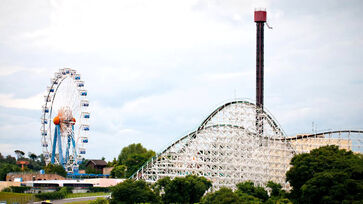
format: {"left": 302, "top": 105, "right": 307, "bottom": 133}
{"left": 14, "top": 150, "right": 25, "bottom": 160}
{"left": 28, "top": 152, "right": 37, "bottom": 161}
{"left": 286, "top": 145, "right": 363, "bottom": 203}
{"left": 118, "top": 143, "right": 155, "bottom": 164}
{"left": 117, "top": 143, "right": 155, "bottom": 177}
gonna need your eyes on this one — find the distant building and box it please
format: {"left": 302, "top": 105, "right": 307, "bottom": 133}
{"left": 103, "top": 167, "right": 113, "bottom": 175}
{"left": 6, "top": 172, "right": 65, "bottom": 182}
{"left": 84, "top": 178, "right": 124, "bottom": 187}
{"left": 23, "top": 180, "right": 93, "bottom": 193}
{"left": 86, "top": 160, "right": 108, "bottom": 173}
{"left": 290, "top": 134, "right": 352, "bottom": 153}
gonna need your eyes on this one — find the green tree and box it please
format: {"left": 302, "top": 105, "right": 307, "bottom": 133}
{"left": 107, "top": 157, "right": 117, "bottom": 167}
{"left": 152, "top": 176, "right": 171, "bottom": 197}
{"left": 118, "top": 143, "right": 154, "bottom": 164}
{"left": 265, "top": 197, "right": 292, "bottom": 204}
{"left": 14, "top": 150, "right": 25, "bottom": 160}
{"left": 162, "top": 175, "right": 212, "bottom": 204}
{"left": 110, "top": 179, "right": 158, "bottom": 204}
{"left": 265, "top": 181, "right": 291, "bottom": 204}
{"left": 236, "top": 192, "right": 261, "bottom": 204}
{"left": 86, "top": 167, "right": 102, "bottom": 174}
{"left": 44, "top": 163, "right": 67, "bottom": 177}
{"left": 124, "top": 154, "right": 150, "bottom": 177}
{"left": 38, "top": 154, "right": 46, "bottom": 165}
{"left": 0, "top": 163, "right": 21, "bottom": 180}
{"left": 235, "top": 181, "right": 268, "bottom": 202}
{"left": 28, "top": 152, "right": 37, "bottom": 161}
{"left": 201, "top": 187, "right": 241, "bottom": 204}
{"left": 117, "top": 143, "right": 155, "bottom": 177}
{"left": 110, "top": 165, "right": 127, "bottom": 178}
{"left": 4, "top": 155, "right": 16, "bottom": 164}
{"left": 286, "top": 145, "right": 363, "bottom": 203}
{"left": 266, "top": 181, "right": 285, "bottom": 198}
{"left": 78, "top": 158, "right": 88, "bottom": 170}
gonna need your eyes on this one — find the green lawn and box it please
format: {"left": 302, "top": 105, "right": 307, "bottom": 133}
{"left": 0, "top": 192, "right": 108, "bottom": 203}
{"left": 65, "top": 192, "right": 109, "bottom": 198}
{"left": 0, "top": 192, "right": 38, "bottom": 204}
{"left": 63, "top": 201, "right": 92, "bottom": 204}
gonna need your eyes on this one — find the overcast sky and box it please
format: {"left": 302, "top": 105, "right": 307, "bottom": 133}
{"left": 0, "top": 0, "right": 362, "bottom": 160}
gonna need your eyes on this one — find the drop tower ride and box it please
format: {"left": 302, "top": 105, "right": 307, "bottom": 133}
{"left": 255, "top": 9, "right": 267, "bottom": 138}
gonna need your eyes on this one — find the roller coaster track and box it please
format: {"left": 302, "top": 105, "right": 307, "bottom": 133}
{"left": 131, "top": 100, "right": 363, "bottom": 189}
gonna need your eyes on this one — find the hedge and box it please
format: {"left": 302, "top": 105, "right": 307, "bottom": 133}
{"left": 1, "top": 187, "right": 11, "bottom": 192}
{"left": 9, "top": 186, "right": 31, "bottom": 193}
{"left": 35, "top": 187, "right": 68, "bottom": 200}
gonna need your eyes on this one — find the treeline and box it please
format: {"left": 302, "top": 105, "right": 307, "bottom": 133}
{"left": 0, "top": 143, "right": 155, "bottom": 180}
{"left": 109, "top": 176, "right": 289, "bottom": 204}
{"left": 0, "top": 151, "right": 46, "bottom": 180}
{"left": 108, "top": 145, "right": 363, "bottom": 204}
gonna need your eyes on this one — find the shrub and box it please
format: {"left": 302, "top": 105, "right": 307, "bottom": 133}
{"left": 1, "top": 187, "right": 11, "bottom": 192}
{"left": 35, "top": 187, "right": 68, "bottom": 200}
{"left": 10, "top": 186, "right": 31, "bottom": 193}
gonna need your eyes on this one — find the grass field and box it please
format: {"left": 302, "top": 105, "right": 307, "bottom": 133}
{"left": 65, "top": 192, "right": 109, "bottom": 198}
{"left": 63, "top": 201, "right": 92, "bottom": 204}
{"left": 0, "top": 192, "right": 38, "bottom": 204}
{"left": 0, "top": 192, "right": 109, "bottom": 204}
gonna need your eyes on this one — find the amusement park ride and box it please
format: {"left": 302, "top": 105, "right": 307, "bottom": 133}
{"left": 41, "top": 69, "right": 89, "bottom": 173}
{"left": 130, "top": 9, "right": 363, "bottom": 189}
{"left": 41, "top": 10, "right": 363, "bottom": 189}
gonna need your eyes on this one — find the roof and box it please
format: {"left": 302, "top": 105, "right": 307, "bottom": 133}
{"left": 86, "top": 159, "right": 107, "bottom": 167}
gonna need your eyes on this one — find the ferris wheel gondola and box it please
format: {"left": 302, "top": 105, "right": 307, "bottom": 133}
{"left": 41, "top": 68, "right": 90, "bottom": 173}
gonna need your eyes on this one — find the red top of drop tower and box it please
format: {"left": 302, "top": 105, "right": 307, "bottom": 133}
{"left": 254, "top": 10, "right": 267, "bottom": 22}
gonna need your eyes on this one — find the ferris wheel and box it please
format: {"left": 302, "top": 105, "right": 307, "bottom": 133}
{"left": 41, "top": 68, "right": 90, "bottom": 173}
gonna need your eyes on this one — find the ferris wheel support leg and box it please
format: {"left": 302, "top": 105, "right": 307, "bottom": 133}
{"left": 72, "top": 138, "right": 78, "bottom": 173}
{"left": 71, "top": 125, "right": 78, "bottom": 173}
{"left": 65, "top": 135, "right": 71, "bottom": 164}
{"left": 71, "top": 126, "right": 77, "bottom": 159}
{"left": 51, "top": 125, "right": 58, "bottom": 164}
{"left": 57, "top": 125, "right": 64, "bottom": 166}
